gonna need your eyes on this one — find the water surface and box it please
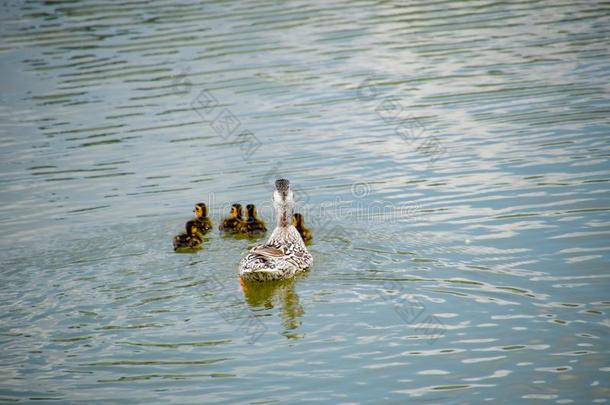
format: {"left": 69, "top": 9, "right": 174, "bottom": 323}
{"left": 1, "top": 0, "right": 610, "bottom": 403}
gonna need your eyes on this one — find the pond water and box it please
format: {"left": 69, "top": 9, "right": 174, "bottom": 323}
{"left": 1, "top": 0, "right": 609, "bottom": 403}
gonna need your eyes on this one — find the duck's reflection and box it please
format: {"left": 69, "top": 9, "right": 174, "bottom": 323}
{"left": 240, "top": 275, "right": 306, "bottom": 339}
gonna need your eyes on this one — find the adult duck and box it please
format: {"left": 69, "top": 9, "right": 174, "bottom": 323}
{"left": 239, "top": 179, "right": 312, "bottom": 281}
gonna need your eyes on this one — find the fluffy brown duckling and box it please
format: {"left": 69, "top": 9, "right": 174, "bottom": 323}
{"left": 173, "top": 220, "right": 204, "bottom": 251}
{"left": 193, "top": 202, "right": 213, "bottom": 234}
{"left": 239, "top": 204, "right": 267, "bottom": 235}
{"left": 219, "top": 203, "right": 244, "bottom": 232}
{"left": 293, "top": 212, "right": 312, "bottom": 243}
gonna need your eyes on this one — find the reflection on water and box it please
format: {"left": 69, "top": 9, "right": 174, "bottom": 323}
{"left": 1, "top": 0, "right": 610, "bottom": 402}
{"left": 241, "top": 276, "right": 306, "bottom": 339}
{"left": 240, "top": 276, "right": 305, "bottom": 339}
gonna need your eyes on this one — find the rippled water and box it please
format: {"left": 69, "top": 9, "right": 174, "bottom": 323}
{"left": 1, "top": 0, "right": 610, "bottom": 403}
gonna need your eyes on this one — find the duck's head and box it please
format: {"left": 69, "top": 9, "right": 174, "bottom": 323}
{"left": 246, "top": 204, "right": 258, "bottom": 220}
{"left": 273, "top": 179, "right": 294, "bottom": 208}
{"left": 293, "top": 212, "right": 304, "bottom": 227}
{"left": 231, "top": 203, "right": 243, "bottom": 219}
{"left": 273, "top": 178, "right": 294, "bottom": 226}
{"left": 194, "top": 203, "right": 208, "bottom": 219}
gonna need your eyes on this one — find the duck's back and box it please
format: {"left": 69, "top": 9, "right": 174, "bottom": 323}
{"left": 239, "top": 226, "right": 312, "bottom": 281}
{"left": 196, "top": 217, "right": 213, "bottom": 233}
{"left": 173, "top": 234, "right": 188, "bottom": 250}
{"left": 174, "top": 234, "right": 202, "bottom": 251}
{"left": 220, "top": 217, "right": 240, "bottom": 231}
{"left": 241, "top": 219, "right": 267, "bottom": 234}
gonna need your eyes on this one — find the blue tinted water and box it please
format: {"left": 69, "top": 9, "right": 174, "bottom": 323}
{"left": 1, "top": 0, "right": 609, "bottom": 403}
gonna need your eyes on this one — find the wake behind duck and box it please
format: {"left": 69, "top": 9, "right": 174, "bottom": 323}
{"left": 239, "top": 179, "right": 312, "bottom": 281}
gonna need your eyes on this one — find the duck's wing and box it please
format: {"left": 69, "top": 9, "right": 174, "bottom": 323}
{"left": 249, "top": 245, "right": 285, "bottom": 258}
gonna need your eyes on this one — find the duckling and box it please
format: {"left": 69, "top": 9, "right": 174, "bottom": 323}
{"left": 173, "top": 220, "right": 204, "bottom": 251}
{"left": 239, "top": 204, "right": 267, "bottom": 235}
{"left": 193, "top": 202, "right": 213, "bottom": 234}
{"left": 293, "top": 212, "right": 312, "bottom": 243}
{"left": 219, "top": 203, "right": 244, "bottom": 232}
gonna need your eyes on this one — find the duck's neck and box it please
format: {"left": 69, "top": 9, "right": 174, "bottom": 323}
{"left": 277, "top": 207, "right": 292, "bottom": 228}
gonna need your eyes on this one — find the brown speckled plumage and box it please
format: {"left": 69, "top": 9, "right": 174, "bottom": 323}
{"left": 239, "top": 179, "right": 312, "bottom": 281}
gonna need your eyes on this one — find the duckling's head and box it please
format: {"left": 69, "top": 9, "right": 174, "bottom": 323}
{"left": 194, "top": 203, "right": 208, "bottom": 218}
{"left": 293, "top": 212, "right": 304, "bottom": 226}
{"left": 246, "top": 204, "right": 257, "bottom": 219}
{"left": 185, "top": 220, "right": 198, "bottom": 236}
{"left": 231, "top": 203, "right": 243, "bottom": 219}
